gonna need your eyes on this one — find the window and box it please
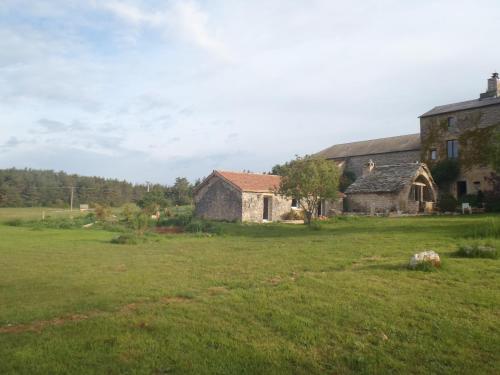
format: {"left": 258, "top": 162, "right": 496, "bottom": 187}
{"left": 430, "top": 149, "right": 437, "bottom": 160}
{"left": 447, "top": 140, "right": 459, "bottom": 159}
{"left": 291, "top": 198, "right": 299, "bottom": 208}
{"left": 447, "top": 116, "right": 457, "bottom": 130}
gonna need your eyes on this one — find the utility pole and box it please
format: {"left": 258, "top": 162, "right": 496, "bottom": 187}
{"left": 146, "top": 181, "right": 151, "bottom": 193}
{"left": 70, "top": 186, "right": 75, "bottom": 212}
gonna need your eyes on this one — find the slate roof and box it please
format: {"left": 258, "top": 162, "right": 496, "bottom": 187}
{"left": 420, "top": 96, "right": 500, "bottom": 118}
{"left": 316, "top": 134, "right": 421, "bottom": 160}
{"left": 215, "top": 171, "right": 281, "bottom": 193}
{"left": 345, "top": 163, "right": 422, "bottom": 194}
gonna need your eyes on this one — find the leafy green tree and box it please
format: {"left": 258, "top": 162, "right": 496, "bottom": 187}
{"left": 137, "top": 191, "right": 169, "bottom": 214}
{"left": 277, "top": 155, "right": 340, "bottom": 224}
{"left": 170, "top": 177, "right": 193, "bottom": 205}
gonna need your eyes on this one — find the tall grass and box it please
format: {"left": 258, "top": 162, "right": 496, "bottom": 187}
{"left": 463, "top": 217, "right": 500, "bottom": 239}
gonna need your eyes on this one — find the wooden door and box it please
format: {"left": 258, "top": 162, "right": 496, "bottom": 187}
{"left": 263, "top": 197, "right": 270, "bottom": 220}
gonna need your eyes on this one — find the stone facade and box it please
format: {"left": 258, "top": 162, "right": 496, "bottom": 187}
{"left": 194, "top": 176, "right": 241, "bottom": 221}
{"left": 241, "top": 192, "right": 293, "bottom": 222}
{"left": 194, "top": 171, "right": 295, "bottom": 223}
{"left": 420, "top": 73, "right": 500, "bottom": 198}
{"left": 345, "top": 162, "right": 437, "bottom": 214}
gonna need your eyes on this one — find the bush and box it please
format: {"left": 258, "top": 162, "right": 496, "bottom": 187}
{"left": 94, "top": 204, "right": 112, "bottom": 221}
{"left": 431, "top": 159, "right": 460, "bottom": 189}
{"left": 438, "top": 193, "right": 458, "bottom": 212}
{"left": 110, "top": 234, "right": 138, "bottom": 245}
{"left": 133, "top": 213, "right": 150, "bottom": 236}
{"left": 456, "top": 244, "right": 498, "bottom": 259}
{"left": 281, "top": 210, "right": 304, "bottom": 220}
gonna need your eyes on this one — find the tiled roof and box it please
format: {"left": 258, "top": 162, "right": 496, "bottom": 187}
{"left": 216, "top": 171, "right": 281, "bottom": 193}
{"left": 316, "top": 134, "right": 421, "bottom": 159}
{"left": 420, "top": 96, "right": 500, "bottom": 118}
{"left": 345, "top": 163, "right": 423, "bottom": 194}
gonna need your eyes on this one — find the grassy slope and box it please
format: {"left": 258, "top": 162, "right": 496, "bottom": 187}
{"left": 0, "top": 215, "right": 499, "bottom": 374}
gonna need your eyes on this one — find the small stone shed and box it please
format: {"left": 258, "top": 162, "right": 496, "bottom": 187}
{"left": 194, "top": 170, "right": 294, "bottom": 222}
{"left": 345, "top": 162, "right": 437, "bottom": 214}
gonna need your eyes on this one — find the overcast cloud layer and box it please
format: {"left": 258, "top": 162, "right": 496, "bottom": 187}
{"left": 1, "top": 0, "right": 499, "bottom": 183}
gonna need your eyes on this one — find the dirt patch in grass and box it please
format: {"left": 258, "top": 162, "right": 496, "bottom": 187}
{"left": 0, "top": 295, "right": 195, "bottom": 335}
{"left": 0, "top": 313, "right": 98, "bottom": 334}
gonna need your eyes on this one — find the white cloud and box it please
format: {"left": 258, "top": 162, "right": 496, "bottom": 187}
{"left": 1, "top": 0, "right": 499, "bottom": 183}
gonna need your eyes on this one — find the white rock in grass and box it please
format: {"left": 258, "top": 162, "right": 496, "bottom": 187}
{"left": 409, "top": 251, "right": 441, "bottom": 269}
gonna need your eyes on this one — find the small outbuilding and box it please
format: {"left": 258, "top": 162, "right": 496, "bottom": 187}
{"left": 345, "top": 161, "right": 437, "bottom": 214}
{"left": 194, "top": 170, "right": 295, "bottom": 222}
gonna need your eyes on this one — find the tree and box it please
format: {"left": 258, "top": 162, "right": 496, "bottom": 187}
{"left": 170, "top": 177, "right": 192, "bottom": 205}
{"left": 276, "top": 155, "right": 340, "bottom": 224}
{"left": 137, "top": 191, "right": 169, "bottom": 214}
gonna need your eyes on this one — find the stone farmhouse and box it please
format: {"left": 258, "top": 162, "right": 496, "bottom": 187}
{"left": 345, "top": 161, "right": 437, "bottom": 214}
{"left": 420, "top": 72, "right": 500, "bottom": 197}
{"left": 195, "top": 73, "right": 499, "bottom": 220}
{"left": 194, "top": 170, "right": 293, "bottom": 222}
{"left": 318, "top": 72, "right": 500, "bottom": 204}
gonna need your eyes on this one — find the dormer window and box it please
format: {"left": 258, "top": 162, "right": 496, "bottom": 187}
{"left": 447, "top": 116, "right": 457, "bottom": 130}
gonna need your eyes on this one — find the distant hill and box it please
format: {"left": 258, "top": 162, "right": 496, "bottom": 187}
{"left": 0, "top": 168, "right": 191, "bottom": 208}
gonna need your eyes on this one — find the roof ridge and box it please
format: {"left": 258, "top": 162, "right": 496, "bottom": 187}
{"left": 215, "top": 170, "right": 279, "bottom": 177}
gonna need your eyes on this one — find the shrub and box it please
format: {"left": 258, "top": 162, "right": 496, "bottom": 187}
{"left": 133, "top": 213, "right": 150, "bottom": 236}
{"left": 431, "top": 159, "right": 460, "bottom": 189}
{"left": 438, "top": 193, "right": 458, "bottom": 212}
{"left": 281, "top": 210, "right": 304, "bottom": 220}
{"left": 95, "top": 204, "right": 112, "bottom": 221}
{"left": 185, "top": 220, "right": 204, "bottom": 233}
{"left": 456, "top": 244, "right": 498, "bottom": 259}
{"left": 120, "top": 204, "right": 137, "bottom": 223}
{"left": 110, "top": 234, "right": 138, "bottom": 245}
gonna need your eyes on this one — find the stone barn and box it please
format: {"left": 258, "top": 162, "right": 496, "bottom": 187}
{"left": 194, "top": 170, "right": 295, "bottom": 222}
{"left": 345, "top": 161, "right": 437, "bottom": 214}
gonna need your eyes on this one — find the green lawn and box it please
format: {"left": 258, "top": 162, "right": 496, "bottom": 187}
{"left": 0, "top": 213, "right": 499, "bottom": 374}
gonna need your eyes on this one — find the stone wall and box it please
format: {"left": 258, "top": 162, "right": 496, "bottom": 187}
{"left": 242, "top": 192, "right": 293, "bottom": 222}
{"left": 338, "top": 150, "right": 421, "bottom": 179}
{"left": 420, "top": 104, "right": 500, "bottom": 196}
{"left": 346, "top": 187, "right": 421, "bottom": 214}
{"left": 194, "top": 177, "right": 242, "bottom": 221}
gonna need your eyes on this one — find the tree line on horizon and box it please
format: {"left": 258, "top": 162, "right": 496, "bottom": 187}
{"left": 0, "top": 168, "right": 195, "bottom": 208}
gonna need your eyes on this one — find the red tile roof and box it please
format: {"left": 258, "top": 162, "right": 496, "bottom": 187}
{"left": 216, "top": 170, "right": 281, "bottom": 193}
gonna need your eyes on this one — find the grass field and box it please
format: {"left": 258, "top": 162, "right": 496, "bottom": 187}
{"left": 0, "top": 210, "right": 499, "bottom": 374}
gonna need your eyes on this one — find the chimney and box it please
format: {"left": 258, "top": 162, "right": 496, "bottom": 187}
{"left": 480, "top": 72, "right": 500, "bottom": 99}
{"left": 362, "top": 159, "right": 375, "bottom": 176}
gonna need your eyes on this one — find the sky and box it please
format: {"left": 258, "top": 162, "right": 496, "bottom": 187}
{"left": 0, "top": 0, "right": 499, "bottom": 184}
